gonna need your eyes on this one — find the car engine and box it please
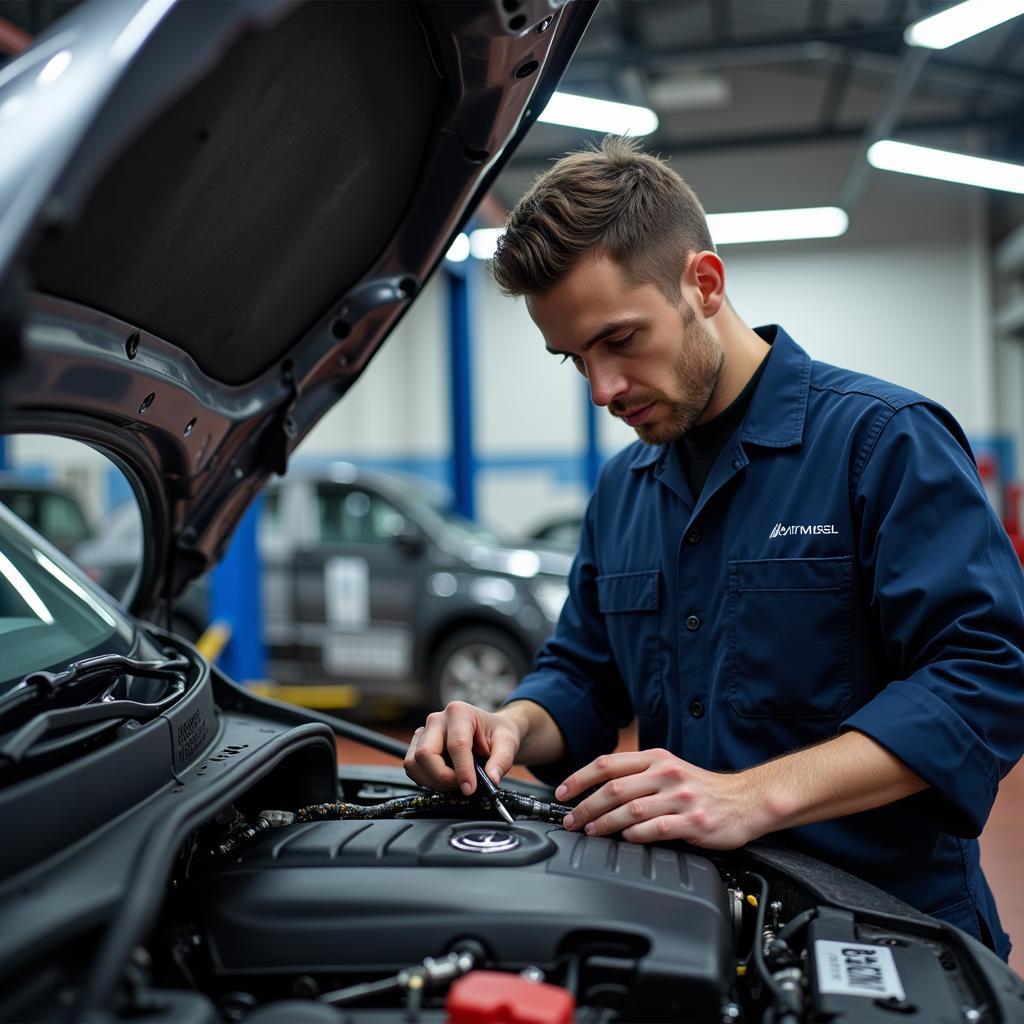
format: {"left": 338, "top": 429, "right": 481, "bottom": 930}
{"left": 191, "top": 817, "right": 731, "bottom": 1022}
{"left": 144, "top": 764, "right": 1014, "bottom": 1024}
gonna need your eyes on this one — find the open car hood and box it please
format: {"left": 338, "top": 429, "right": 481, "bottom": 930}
{"left": 0, "top": 0, "right": 594, "bottom": 617}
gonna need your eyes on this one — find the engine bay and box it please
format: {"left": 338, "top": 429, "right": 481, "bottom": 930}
{"left": 143, "top": 762, "right": 1012, "bottom": 1024}
{"left": 0, "top": 655, "right": 1018, "bottom": 1024}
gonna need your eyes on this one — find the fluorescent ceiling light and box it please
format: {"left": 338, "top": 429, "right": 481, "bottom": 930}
{"left": 867, "top": 140, "right": 1024, "bottom": 194}
{"left": 445, "top": 233, "right": 470, "bottom": 262}
{"left": 707, "top": 207, "right": 849, "bottom": 245}
{"left": 469, "top": 228, "right": 504, "bottom": 260}
{"left": 538, "top": 91, "right": 658, "bottom": 137}
{"left": 904, "top": 0, "right": 1024, "bottom": 49}
{"left": 647, "top": 73, "right": 731, "bottom": 111}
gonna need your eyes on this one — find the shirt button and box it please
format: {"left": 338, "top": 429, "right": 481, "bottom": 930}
{"left": 687, "top": 529, "right": 701, "bottom": 544}
{"left": 686, "top": 614, "right": 701, "bottom": 631}
{"left": 732, "top": 458, "right": 744, "bottom": 470}
{"left": 689, "top": 700, "right": 705, "bottom": 718}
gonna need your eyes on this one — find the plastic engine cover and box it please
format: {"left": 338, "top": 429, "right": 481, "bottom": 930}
{"left": 196, "top": 818, "right": 733, "bottom": 1022}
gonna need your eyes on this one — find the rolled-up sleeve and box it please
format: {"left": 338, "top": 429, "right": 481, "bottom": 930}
{"left": 503, "top": 487, "right": 634, "bottom": 785}
{"left": 842, "top": 403, "right": 1024, "bottom": 836}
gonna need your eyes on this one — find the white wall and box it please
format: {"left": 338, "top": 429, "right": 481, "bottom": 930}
{"left": 299, "top": 276, "right": 449, "bottom": 462}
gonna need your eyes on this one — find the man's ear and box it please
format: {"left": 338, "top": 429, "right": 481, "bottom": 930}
{"left": 681, "top": 251, "right": 726, "bottom": 317}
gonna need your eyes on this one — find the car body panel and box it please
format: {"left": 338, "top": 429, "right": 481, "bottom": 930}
{"left": 0, "top": 0, "right": 595, "bottom": 621}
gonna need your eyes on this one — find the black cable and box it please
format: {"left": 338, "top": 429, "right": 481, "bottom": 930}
{"left": 743, "top": 872, "right": 801, "bottom": 1024}
{"left": 297, "top": 788, "right": 573, "bottom": 825}
{"left": 777, "top": 907, "right": 817, "bottom": 946}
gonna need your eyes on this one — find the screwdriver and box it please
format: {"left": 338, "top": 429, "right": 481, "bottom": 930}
{"left": 474, "top": 759, "right": 515, "bottom": 825}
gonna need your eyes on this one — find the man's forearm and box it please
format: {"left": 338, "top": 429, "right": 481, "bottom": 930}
{"left": 497, "top": 699, "right": 567, "bottom": 766}
{"left": 748, "top": 728, "right": 929, "bottom": 834}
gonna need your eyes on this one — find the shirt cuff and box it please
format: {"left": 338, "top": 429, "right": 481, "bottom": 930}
{"left": 840, "top": 679, "right": 1000, "bottom": 837}
{"left": 503, "top": 669, "right": 621, "bottom": 787}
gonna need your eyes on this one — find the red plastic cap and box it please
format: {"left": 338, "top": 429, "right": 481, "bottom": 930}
{"left": 446, "top": 971, "right": 575, "bottom": 1024}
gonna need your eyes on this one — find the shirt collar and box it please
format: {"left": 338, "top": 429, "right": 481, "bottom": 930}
{"left": 628, "top": 323, "right": 811, "bottom": 473}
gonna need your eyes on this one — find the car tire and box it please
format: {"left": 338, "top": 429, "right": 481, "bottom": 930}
{"left": 428, "top": 626, "right": 531, "bottom": 713}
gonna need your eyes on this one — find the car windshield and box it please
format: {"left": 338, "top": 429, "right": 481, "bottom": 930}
{"left": 382, "top": 476, "right": 506, "bottom": 546}
{"left": 0, "top": 502, "right": 133, "bottom": 694}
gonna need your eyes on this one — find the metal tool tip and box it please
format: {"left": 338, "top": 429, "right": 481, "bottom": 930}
{"left": 496, "top": 801, "right": 515, "bottom": 825}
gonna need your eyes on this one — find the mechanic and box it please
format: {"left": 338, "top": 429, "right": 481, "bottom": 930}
{"left": 404, "top": 137, "right": 1024, "bottom": 960}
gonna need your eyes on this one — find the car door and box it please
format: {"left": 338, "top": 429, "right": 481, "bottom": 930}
{"left": 292, "top": 480, "right": 423, "bottom": 691}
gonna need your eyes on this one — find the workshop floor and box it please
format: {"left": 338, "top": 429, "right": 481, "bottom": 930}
{"left": 336, "top": 727, "right": 1024, "bottom": 976}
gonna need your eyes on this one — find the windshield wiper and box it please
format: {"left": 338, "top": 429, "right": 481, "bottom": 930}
{"left": 0, "top": 653, "right": 190, "bottom": 731}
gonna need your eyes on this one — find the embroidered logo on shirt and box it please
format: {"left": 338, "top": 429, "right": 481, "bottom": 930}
{"left": 770, "top": 522, "right": 839, "bottom": 539}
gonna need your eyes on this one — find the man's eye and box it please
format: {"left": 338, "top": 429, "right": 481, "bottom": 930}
{"left": 607, "top": 333, "right": 634, "bottom": 351}
{"left": 560, "top": 354, "right": 583, "bottom": 367}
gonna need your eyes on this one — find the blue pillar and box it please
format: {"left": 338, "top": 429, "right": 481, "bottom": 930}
{"left": 583, "top": 380, "right": 601, "bottom": 491}
{"left": 446, "top": 262, "right": 476, "bottom": 519}
{"left": 211, "top": 493, "right": 266, "bottom": 681}
{"left": 0, "top": 435, "right": 7, "bottom": 471}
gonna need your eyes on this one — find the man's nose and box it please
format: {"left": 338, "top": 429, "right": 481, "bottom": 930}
{"left": 587, "top": 363, "right": 628, "bottom": 407}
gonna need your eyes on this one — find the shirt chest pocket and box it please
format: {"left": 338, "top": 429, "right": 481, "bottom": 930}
{"left": 727, "top": 556, "right": 853, "bottom": 719}
{"left": 597, "top": 570, "right": 663, "bottom": 715}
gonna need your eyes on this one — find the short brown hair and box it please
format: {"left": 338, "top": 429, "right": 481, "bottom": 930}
{"left": 492, "top": 136, "right": 713, "bottom": 302}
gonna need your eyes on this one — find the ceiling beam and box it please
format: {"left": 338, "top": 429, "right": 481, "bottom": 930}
{"left": 509, "top": 110, "right": 1022, "bottom": 166}
{"left": 839, "top": 46, "right": 931, "bottom": 211}
{"left": 564, "top": 31, "right": 1024, "bottom": 100}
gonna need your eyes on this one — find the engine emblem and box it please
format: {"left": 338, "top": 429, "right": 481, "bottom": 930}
{"left": 449, "top": 830, "right": 521, "bottom": 853}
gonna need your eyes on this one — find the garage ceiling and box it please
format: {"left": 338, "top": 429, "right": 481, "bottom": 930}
{"left": 496, "top": 0, "right": 1024, "bottom": 236}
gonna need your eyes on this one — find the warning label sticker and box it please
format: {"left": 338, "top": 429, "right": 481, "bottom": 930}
{"left": 813, "top": 941, "right": 906, "bottom": 1001}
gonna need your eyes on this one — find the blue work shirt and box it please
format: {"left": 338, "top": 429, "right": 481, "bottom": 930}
{"left": 507, "top": 325, "right": 1024, "bottom": 958}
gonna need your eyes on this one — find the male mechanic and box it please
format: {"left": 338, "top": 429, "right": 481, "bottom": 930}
{"left": 404, "top": 137, "right": 1024, "bottom": 958}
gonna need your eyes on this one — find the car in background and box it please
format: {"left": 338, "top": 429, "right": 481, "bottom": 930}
{"left": 262, "top": 465, "right": 571, "bottom": 712}
{"left": 0, "top": 475, "right": 91, "bottom": 555}
{"left": 527, "top": 511, "right": 583, "bottom": 553}
{"left": 72, "top": 464, "right": 572, "bottom": 712}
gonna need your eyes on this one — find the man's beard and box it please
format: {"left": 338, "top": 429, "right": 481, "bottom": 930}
{"left": 611, "top": 303, "right": 725, "bottom": 445}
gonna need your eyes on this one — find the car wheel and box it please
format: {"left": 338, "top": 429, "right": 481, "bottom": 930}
{"left": 429, "top": 626, "right": 531, "bottom": 712}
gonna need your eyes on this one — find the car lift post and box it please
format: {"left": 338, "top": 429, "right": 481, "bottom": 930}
{"left": 446, "top": 255, "right": 477, "bottom": 521}
{"left": 211, "top": 493, "right": 267, "bottom": 683}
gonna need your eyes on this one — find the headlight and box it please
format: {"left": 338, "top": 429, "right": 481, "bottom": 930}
{"left": 531, "top": 579, "right": 568, "bottom": 623}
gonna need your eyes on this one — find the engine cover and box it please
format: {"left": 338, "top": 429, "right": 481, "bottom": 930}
{"left": 196, "top": 818, "right": 734, "bottom": 1021}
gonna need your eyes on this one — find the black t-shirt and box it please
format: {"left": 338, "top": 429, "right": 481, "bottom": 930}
{"left": 679, "top": 347, "right": 772, "bottom": 499}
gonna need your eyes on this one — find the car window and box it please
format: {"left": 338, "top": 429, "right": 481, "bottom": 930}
{"left": 38, "top": 493, "right": 91, "bottom": 549}
{"left": 0, "top": 503, "right": 133, "bottom": 692}
{"left": 317, "top": 485, "right": 407, "bottom": 545}
{"left": 3, "top": 435, "right": 144, "bottom": 606}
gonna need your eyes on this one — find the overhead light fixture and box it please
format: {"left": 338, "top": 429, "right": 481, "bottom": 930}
{"left": 538, "top": 91, "right": 659, "bottom": 137}
{"left": 445, "top": 233, "right": 470, "bottom": 262}
{"left": 867, "top": 140, "right": 1024, "bottom": 194}
{"left": 707, "top": 207, "right": 849, "bottom": 245}
{"left": 904, "top": 0, "right": 1024, "bottom": 49}
{"left": 647, "top": 73, "right": 731, "bottom": 112}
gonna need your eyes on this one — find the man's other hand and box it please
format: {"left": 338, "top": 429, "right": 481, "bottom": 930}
{"left": 404, "top": 701, "right": 521, "bottom": 796}
{"left": 556, "top": 748, "right": 771, "bottom": 850}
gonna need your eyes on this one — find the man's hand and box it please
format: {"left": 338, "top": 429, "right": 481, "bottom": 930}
{"left": 556, "top": 749, "right": 771, "bottom": 849}
{"left": 555, "top": 732, "right": 928, "bottom": 849}
{"left": 404, "top": 701, "right": 522, "bottom": 795}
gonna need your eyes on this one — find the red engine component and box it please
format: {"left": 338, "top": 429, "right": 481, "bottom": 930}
{"left": 446, "top": 972, "right": 575, "bottom": 1024}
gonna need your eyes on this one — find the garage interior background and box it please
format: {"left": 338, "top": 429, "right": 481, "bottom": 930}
{"left": 1, "top": 0, "right": 1023, "bottom": 540}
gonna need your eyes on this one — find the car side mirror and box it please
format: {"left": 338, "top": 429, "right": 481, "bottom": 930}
{"left": 393, "top": 520, "right": 426, "bottom": 557}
